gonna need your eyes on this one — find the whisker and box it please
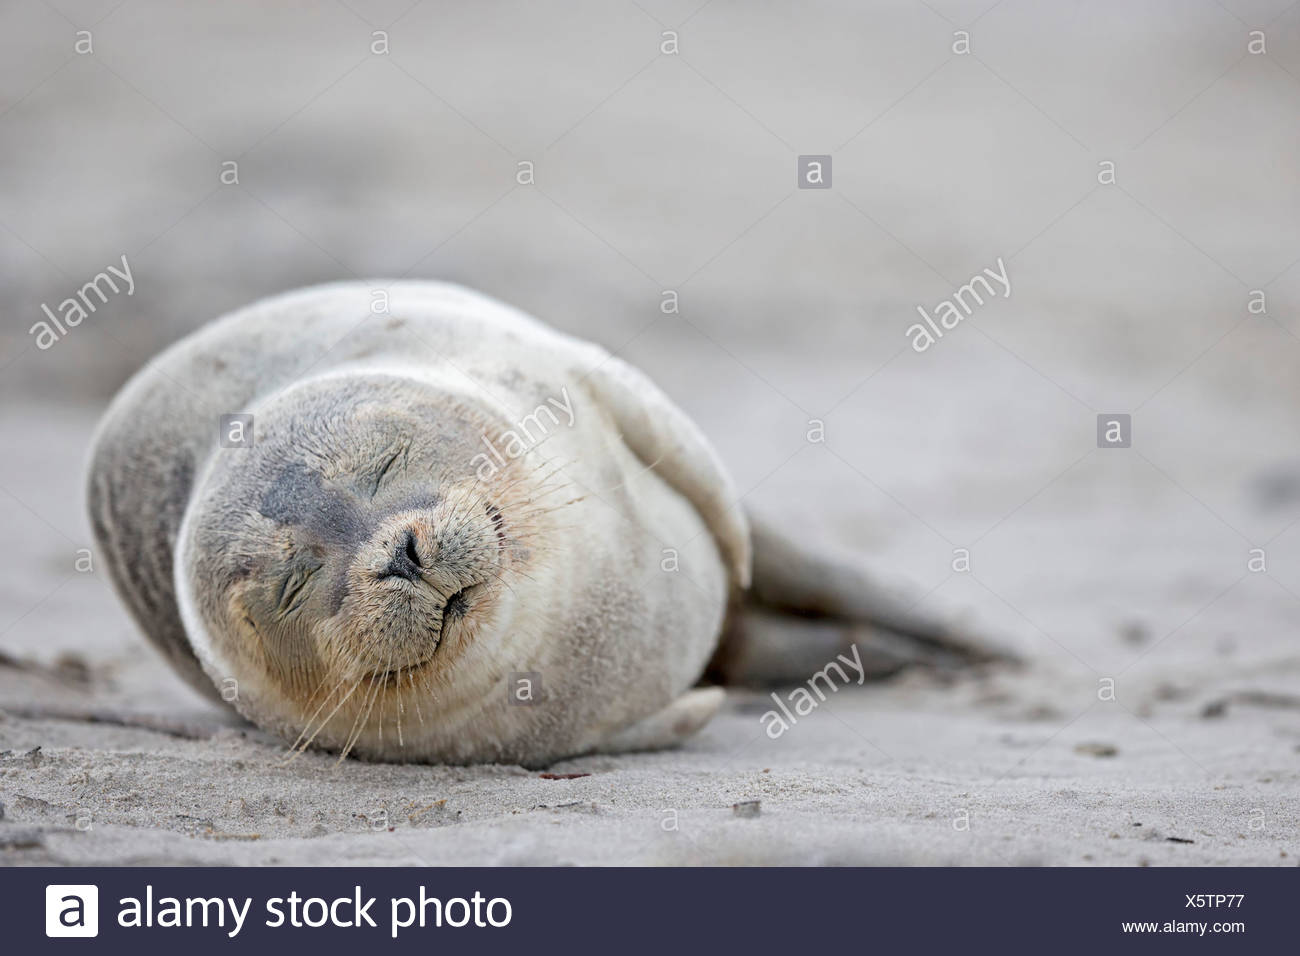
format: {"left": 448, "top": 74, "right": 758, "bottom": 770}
{"left": 286, "top": 678, "right": 362, "bottom": 763}
{"left": 377, "top": 645, "right": 392, "bottom": 747}
{"left": 289, "top": 672, "right": 349, "bottom": 754}
{"left": 338, "top": 671, "right": 383, "bottom": 763}
{"left": 409, "top": 670, "right": 424, "bottom": 728}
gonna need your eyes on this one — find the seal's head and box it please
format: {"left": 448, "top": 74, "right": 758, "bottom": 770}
{"left": 176, "top": 372, "right": 561, "bottom": 760}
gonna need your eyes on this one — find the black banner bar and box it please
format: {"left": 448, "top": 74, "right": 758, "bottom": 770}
{"left": 9, "top": 866, "right": 1290, "bottom": 952}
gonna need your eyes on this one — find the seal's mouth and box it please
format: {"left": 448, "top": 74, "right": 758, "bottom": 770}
{"left": 442, "top": 583, "right": 479, "bottom": 620}
{"left": 363, "top": 582, "right": 485, "bottom": 685}
{"left": 368, "top": 655, "right": 435, "bottom": 686}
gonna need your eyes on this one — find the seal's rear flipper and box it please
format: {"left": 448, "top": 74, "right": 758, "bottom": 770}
{"left": 594, "top": 687, "right": 725, "bottom": 754}
{"left": 710, "top": 514, "right": 1015, "bottom": 686}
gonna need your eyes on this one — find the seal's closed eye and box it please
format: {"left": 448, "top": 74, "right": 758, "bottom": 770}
{"left": 365, "top": 439, "right": 411, "bottom": 498}
{"left": 276, "top": 563, "right": 321, "bottom": 615}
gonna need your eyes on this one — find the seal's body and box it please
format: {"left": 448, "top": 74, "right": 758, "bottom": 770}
{"left": 89, "top": 282, "right": 996, "bottom": 766}
{"left": 88, "top": 282, "right": 746, "bottom": 765}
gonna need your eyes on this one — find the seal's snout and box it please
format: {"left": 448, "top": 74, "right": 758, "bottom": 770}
{"left": 380, "top": 528, "right": 425, "bottom": 582}
{"left": 321, "top": 490, "right": 510, "bottom": 687}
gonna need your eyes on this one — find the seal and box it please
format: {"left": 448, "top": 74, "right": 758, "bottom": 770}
{"left": 87, "top": 281, "right": 999, "bottom": 765}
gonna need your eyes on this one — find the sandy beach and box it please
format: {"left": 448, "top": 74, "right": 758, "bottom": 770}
{"left": 2, "top": 1, "right": 1298, "bottom": 865}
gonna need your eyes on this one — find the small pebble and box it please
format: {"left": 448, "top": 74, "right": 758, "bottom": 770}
{"left": 0, "top": 828, "right": 43, "bottom": 850}
{"left": 1120, "top": 621, "right": 1150, "bottom": 645}
{"left": 1153, "top": 683, "right": 1187, "bottom": 701}
{"left": 1074, "top": 742, "right": 1118, "bottom": 758}
{"left": 1201, "top": 700, "right": 1228, "bottom": 719}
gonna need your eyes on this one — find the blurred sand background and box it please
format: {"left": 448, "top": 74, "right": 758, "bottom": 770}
{"left": 1, "top": 0, "right": 1299, "bottom": 864}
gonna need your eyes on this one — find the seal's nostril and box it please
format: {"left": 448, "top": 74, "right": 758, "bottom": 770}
{"left": 381, "top": 529, "right": 423, "bottom": 581}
